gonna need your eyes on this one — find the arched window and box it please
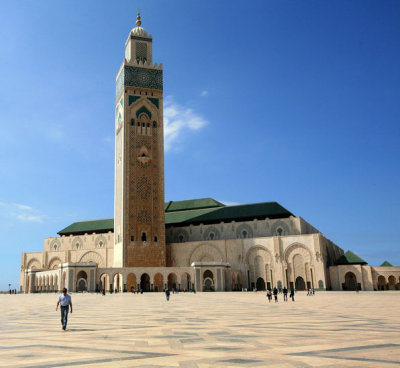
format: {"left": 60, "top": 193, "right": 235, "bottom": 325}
{"left": 277, "top": 228, "right": 283, "bottom": 236}
{"left": 209, "top": 232, "right": 215, "bottom": 240}
{"left": 242, "top": 230, "right": 248, "bottom": 238}
{"left": 141, "top": 232, "right": 147, "bottom": 242}
{"left": 178, "top": 234, "right": 184, "bottom": 243}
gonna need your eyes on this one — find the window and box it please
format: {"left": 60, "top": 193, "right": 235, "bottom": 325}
{"left": 131, "top": 236, "right": 134, "bottom": 242}
{"left": 153, "top": 121, "right": 157, "bottom": 128}
{"left": 242, "top": 230, "right": 248, "bottom": 238}
{"left": 277, "top": 228, "right": 283, "bottom": 236}
{"left": 99, "top": 241, "right": 103, "bottom": 247}
{"left": 141, "top": 232, "right": 147, "bottom": 242}
{"left": 154, "top": 236, "right": 158, "bottom": 242}
{"left": 209, "top": 232, "right": 215, "bottom": 240}
{"left": 178, "top": 234, "right": 184, "bottom": 243}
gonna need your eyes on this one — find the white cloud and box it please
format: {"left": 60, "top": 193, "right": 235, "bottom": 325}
{"left": 164, "top": 97, "right": 208, "bottom": 151}
{"left": 0, "top": 201, "right": 44, "bottom": 223}
{"left": 17, "top": 214, "right": 43, "bottom": 223}
{"left": 201, "top": 90, "right": 208, "bottom": 96}
{"left": 15, "top": 203, "right": 33, "bottom": 211}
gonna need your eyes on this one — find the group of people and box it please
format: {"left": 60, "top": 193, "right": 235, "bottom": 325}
{"left": 306, "top": 287, "right": 315, "bottom": 296}
{"left": 266, "top": 286, "right": 295, "bottom": 302}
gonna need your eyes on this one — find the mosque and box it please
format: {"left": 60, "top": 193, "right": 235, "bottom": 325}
{"left": 20, "top": 14, "right": 400, "bottom": 293}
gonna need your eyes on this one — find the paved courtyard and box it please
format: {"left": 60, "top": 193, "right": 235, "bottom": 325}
{"left": 0, "top": 291, "right": 399, "bottom": 367}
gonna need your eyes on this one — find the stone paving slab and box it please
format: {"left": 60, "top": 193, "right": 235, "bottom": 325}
{"left": 0, "top": 292, "right": 399, "bottom": 367}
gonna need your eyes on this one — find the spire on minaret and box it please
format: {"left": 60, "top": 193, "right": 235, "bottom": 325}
{"left": 136, "top": 11, "right": 142, "bottom": 26}
{"left": 130, "top": 10, "right": 148, "bottom": 37}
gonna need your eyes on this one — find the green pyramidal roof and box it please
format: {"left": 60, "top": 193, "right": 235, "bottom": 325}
{"left": 380, "top": 260, "right": 393, "bottom": 267}
{"left": 335, "top": 250, "right": 367, "bottom": 265}
{"left": 58, "top": 198, "right": 294, "bottom": 236}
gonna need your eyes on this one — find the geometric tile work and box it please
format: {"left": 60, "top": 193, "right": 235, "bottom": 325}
{"left": 0, "top": 292, "right": 399, "bottom": 367}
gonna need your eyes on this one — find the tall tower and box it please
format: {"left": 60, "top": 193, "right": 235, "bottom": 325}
{"left": 114, "top": 13, "right": 166, "bottom": 267}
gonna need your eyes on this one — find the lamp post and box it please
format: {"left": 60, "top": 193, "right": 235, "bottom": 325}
{"left": 8, "top": 283, "right": 11, "bottom": 294}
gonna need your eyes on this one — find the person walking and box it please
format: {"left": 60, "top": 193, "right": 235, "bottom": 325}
{"left": 266, "top": 289, "right": 272, "bottom": 303}
{"left": 165, "top": 288, "right": 170, "bottom": 301}
{"left": 290, "top": 286, "right": 295, "bottom": 302}
{"left": 273, "top": 287, "right": 278, "bottom": 303}
{"left": 56, "top": 288, "right": 72, "bottom": 331}
{"left": 283, "top": 286, "right": 288, "bottom": 301}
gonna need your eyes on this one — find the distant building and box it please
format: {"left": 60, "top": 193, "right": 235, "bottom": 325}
{"left": 20, "top": 14, "right": 400, "bottom": 293}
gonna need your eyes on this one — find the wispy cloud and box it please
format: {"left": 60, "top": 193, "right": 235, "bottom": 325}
{"left": 200, "top": 90, "right": 208, "bottom": 97}
{"left": 164, "top": 97, "right": 208, "bottom": 151}
{"left": 0, "top": 201, "right": 44, "bottom": 223}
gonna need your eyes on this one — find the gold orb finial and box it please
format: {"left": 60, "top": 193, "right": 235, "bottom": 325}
{"left": 136, "top": 11, "right": 142, "bottom": 26}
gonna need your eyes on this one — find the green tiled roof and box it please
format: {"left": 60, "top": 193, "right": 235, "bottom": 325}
{"left": 58, "top": 199, "right": 294, "bottom": 235}
{"left": 380, "top": 260, "right": 393, "bottom": 267}
{"left": 165, "top": 207, "right": 219, "bottom": 225}
{"left": 335, "top": 250, "right": 367, "bottom": 265}
{"left": 165, "top": 198, "right": 225, "bottom": 212}
{"left": 58, "top": 218, "right": 114, "bottom": 236}
{"left": 166, "top": 201, "right": 293, "bottom": 225}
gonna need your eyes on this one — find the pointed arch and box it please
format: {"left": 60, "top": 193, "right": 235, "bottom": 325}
{"left": 48, "top": 257, "right": 62, "bottom": 270}
{"left": 27, "top": 258, "right": 41, "bottom": 270}
{"left": 283, "top": 243, "right": 313, "bottom": 265}
{"left": 78, "top": 251, "right": 104, "bottom": 267}
{"left": 188, "top": 243, "right": 224, "bottom": 265}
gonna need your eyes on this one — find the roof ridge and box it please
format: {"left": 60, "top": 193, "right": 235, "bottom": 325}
{"left": 222, "top": 201, "right": 280, "bottom": 208}
{"left": 71, "top": 218, "right": 114, "bottom": 224}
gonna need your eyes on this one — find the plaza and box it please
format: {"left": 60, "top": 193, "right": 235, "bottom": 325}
{"left": 0, "top": 292, "right": 399, "bottom": 367}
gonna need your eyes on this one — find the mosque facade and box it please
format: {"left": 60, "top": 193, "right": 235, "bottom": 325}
{"left": 20, "top": 15, "right": 400, "bottom": 293}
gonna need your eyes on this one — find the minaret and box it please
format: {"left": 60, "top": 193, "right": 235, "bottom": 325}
{"left": 114, "top": 12, "right": 165, "bottom": 267}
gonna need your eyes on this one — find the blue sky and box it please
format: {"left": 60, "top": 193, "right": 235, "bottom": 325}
{"left": 0, "top": 1, "right": 399, "bottom": 290}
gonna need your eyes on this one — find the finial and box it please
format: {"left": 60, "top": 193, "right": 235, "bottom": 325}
{"left": 136, "top": 11, "right": 142, "bottom": 26}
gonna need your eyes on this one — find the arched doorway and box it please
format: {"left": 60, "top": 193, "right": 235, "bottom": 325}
{"left": 167, "top": 273, "right": 177, "bottom": 291}
{"left": 61, "top": 272, "right": 66, "bottom": 291}
{"left": 76, "top": 271, "right": 88, "bottom": 292}
{"left": 377, "top": 275, "right": 386, "bottom": 290}
{"left": 203, "top": 270, "right": 214, "bottom": 291}
{"left": 295, "top": 276, "right": 306, "bottom": 291}
{"left": 154, "top": 273, "right": 163, "bottom": 292}
{"left": 256, "top": 277, "right": 266, "bottom": 291}
{"left": 140, "top": 273, "right": 150, "bottom": 292}
{"left": 113, "top": 273, "right": 123, "bottom": 292}
{"left": 344, "top": 272, "right": 357, "bottom": 291}
{"left": 181, "top": 272, "right": 191, "bottom": 291}
{"left": 99, "top": 273, "right": 110, "bottom": 292}
{"left": 388, "top": 275, "right": 396, "bottom": 290}
{"left": 126, "top": 273, "right": 137, "bottom": 292}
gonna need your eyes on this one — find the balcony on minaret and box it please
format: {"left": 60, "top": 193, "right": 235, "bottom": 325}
{"left": 125, "top": 12, "right": 153, "bottom": 66}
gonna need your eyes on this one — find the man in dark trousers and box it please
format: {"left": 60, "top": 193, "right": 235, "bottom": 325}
{"left": 273, "top": 287, "right": 278, "bottom": 302}
{"left": 56, "top": 288, "right": 72, "bottom": 330}
{"left": 290, "top": 286, "right": 295, "bottom": 301}
{"left": 165, "top": 288, "right": 170, "bottom": 301}
{"left": 283, "top": 286, "right": 288, "bottom": 301}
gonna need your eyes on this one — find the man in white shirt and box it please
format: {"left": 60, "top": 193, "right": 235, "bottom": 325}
{"left": 56, "top": 288, "right": 72, "bottom": 330}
